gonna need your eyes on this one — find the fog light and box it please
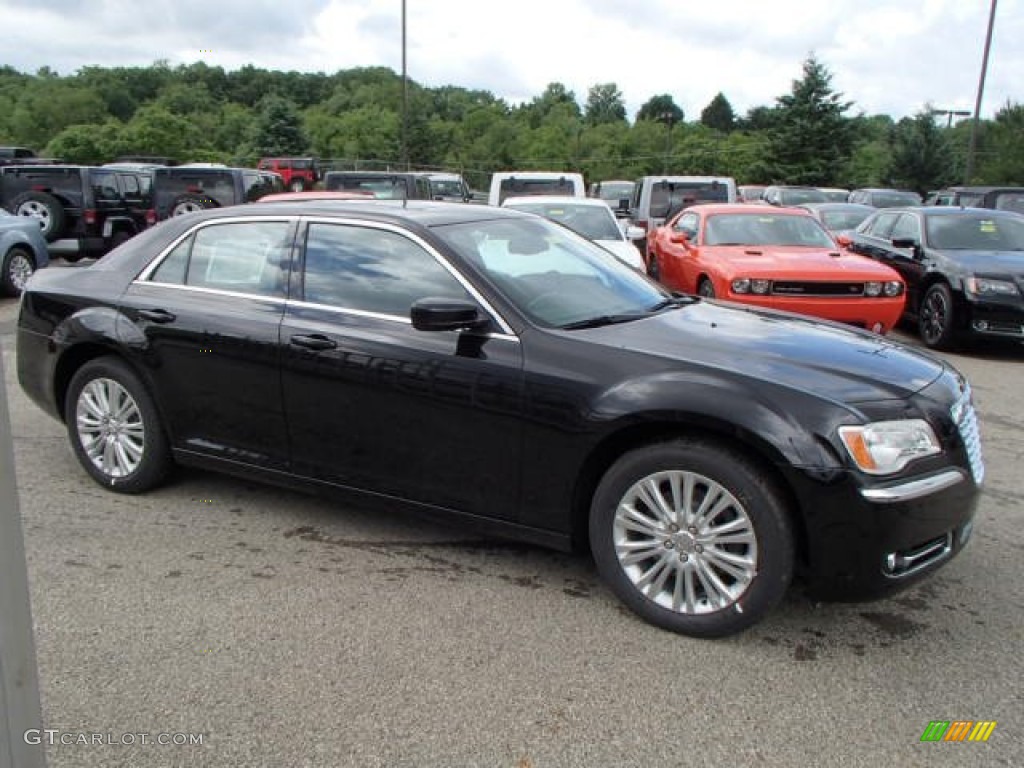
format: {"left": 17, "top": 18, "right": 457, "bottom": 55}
{"left": 973, "top": 320, "right": 989, "bottom": 331}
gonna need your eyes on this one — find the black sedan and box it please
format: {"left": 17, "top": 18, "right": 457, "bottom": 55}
{"left": 842, "top": 207, "right": 1024, "bottom": 349}
{"left": 17, "top": 201, "right": 983, "bottom": 637}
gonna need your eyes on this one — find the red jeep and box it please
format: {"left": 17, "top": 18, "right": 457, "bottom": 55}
{"left": 257, "top": 157, "right": 321, "bottom": 192}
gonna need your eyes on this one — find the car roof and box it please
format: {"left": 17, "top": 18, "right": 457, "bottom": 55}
{"left": 258, "top": 191, "right": 374, "bottom": 202}
{"left": 244, "top": 198, "right": 524, "bottom": 227}
{"left": 680, "top": 203, "right": 813, "bottom": 216}
{"left": 899, "top": 206, "right": 1023, "bottom": 218}
{"left": 798, "top": 202, "right": 874, "bottom": 212}
{"left": 502, "top": 195, "right": 609, "bottom": 207}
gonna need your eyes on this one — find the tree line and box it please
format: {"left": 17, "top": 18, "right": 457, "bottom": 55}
{"left": 0, "top": 56, "right": 1020, "bottom": 194}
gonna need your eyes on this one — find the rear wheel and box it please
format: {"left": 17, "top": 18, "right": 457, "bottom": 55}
{"left": 1, "top": 246, "right": 35, "bottom": 296}
{"left": 13, "top": 191, "right": 66, "bottom": 242}
{"left": 589, "top": 439, "right": 794, "bottom": 637}
{"left": 65, "top": 357, "right": 172, "bottom": 493}
{"left": 288, "top": 178, "right": 306, "bottom": 192}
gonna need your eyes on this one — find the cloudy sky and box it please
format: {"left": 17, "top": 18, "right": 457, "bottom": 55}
{"left": 2, "top": 0, "right": 1020, "bottom": 121}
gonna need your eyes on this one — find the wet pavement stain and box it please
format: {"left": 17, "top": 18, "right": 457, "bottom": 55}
{"left": 562, "top": 579, "right": 593, "bottom": 598}
{"left": 793, "top": 643, "right": 817, "bottom": 661}
{"left": 166, "top": 570, "right": 183, "bottom": 578}
{"left": 860, "top": 611, "right": 925, "bottom": 637}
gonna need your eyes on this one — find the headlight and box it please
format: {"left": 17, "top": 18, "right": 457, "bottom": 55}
{"left": 965, "top": 277, "right": 1019, "bottom": 296}
{"left": 864, "top": 282, "right": 882, "bottom": 297}
{"left": 731, "top": 278, "right": 751, "bottom": 294}
{"left": 884, "top": 281, "right": 903, "bottom": 296}
{"left": 838, "top": 420, "right": 941, "bottom": 475}
{"left": 750, "top": 279, "right": 771, "bottom": 294}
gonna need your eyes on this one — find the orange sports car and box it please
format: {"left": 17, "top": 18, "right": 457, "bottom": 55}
{"left": 647, "top": 204, "right": 906, "bottom": 333}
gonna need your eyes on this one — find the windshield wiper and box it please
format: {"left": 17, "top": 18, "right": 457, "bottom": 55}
{"left": 647, "top": 295, "right": 697, "bottom": 312}
{"left": 559, "top": 313, "right": 650, "bottom": 330}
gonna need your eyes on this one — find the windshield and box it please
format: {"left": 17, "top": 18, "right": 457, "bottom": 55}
{"left": 597, "top": 182, "right": 634, "bottom": 201}
{"left": 433, "top": 216, "right": 670, "bottom": 328}
{"left": 993, "top": 192, "right": 1024, "bottom": 215}
{"left": 779, "top": 188, "right": 828, "bottom": 205}
{"left": 506, "top": 202, "right": 623, "bottom": 241}
{"left": 326, "top": 176, "right": 407, "bottom": 199}
{"left": 926, "top": 214, "right": 1024, "bottom": 251}
{"left": 820, "top": 189, "right": 850, "bottom": 202}
{"left": 704, "top": 213, "right": 836, "bottom": 247}
{"left": 498, "top": 178, "right": 575, "bottom": 204}
{"left": 874, "top": 191, "right": 922, "bottom": 207}
{"left": 821, "top": 209, "right": 872, "bottom": 232}
{"left": 430, "top": 179, "right": 465, "bottom": 197}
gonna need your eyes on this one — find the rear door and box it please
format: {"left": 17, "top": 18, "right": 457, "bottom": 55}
{"left": 119, "top": 217, "right": 295, "bottom": 469}
{"left": 280, "top": 218, "right": 524, "bottom": 519}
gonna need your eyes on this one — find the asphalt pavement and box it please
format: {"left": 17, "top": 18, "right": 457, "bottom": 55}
{"left": 2, "top": 280, "right": 1021, "bottom": 767}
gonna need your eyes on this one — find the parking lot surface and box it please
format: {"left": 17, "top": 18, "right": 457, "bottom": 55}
{"left": 2, "top": 273, "right": 1021, "bottom": 767}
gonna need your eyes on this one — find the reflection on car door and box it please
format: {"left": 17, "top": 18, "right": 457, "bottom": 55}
{"left": 119, "top": 219, "right": 295, "bottom": 469}
{"left": 884, "top": 213, "right": 928, "bottom": 310}
{"left": 280, "top": 220, "right": 525, "bottom": 520}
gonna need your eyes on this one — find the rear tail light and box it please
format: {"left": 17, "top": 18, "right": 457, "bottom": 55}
{"left": 83, "top": 209, "right": 97, "bottom": 225}
{"left": 146, "top": 209, "right": 157, "bottom": 226}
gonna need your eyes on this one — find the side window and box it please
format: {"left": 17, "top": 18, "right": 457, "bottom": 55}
{"left": 182, "top": 221, "right": 291, "bottom": 297}
{"left": 151, "top": 236, "right": 192, "bottom": 285}
{"left": 865, "top": 212, "right": 899, "bottom": 239}
{"left": 91, "top": 171, "right": 120, "bottom": 201}
{"left": 673, "top": 212, "right": 699, "bottom": 239}
{"left": 302, "top": 223, "right": 471, "bottom": 317}
{"left": 890, "top": 213, "right": 921, "bottom": 243}
{"left": 119, "top": 174, "right": 140, "bottom": 196}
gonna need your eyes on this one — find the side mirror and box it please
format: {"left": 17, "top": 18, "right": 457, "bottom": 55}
{"left": 625, "top": 225, "right": 645, "bottom": 241}
{"left": 835, "top": 234, "right": 853, "bottom": 248}
{"left": 669, "top": 231, "right": 691, "bottom": 245}
{"left": 411, "top": 298, "right": 490, "bottom": 332}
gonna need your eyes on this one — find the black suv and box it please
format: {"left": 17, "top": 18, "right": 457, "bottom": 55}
{"left": 151, "top": 166, "right": 283, "bottom": 221}
{"left": 323, "top": 171, "right": 432, "bottom": 200}
{"left": 926, "top": 186, "right": 1024, "bottom": 215}
{"left": 0, "top": 164, "right": 152, "bottom": 260}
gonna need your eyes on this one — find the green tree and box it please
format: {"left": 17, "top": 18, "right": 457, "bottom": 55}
{"left": 700, "top": 92, "right": 735, "bottom": 133}
{"left": 764, "top": 56, "right": 854, "bottom": 184}
{"left": 636, "top": 94, "right": 683, "bottom": 124}
{"left": 245, "top": 95, "right": 309, "bottom": 158}
{"left": 888, "top": 107, "right": 957, "bottom": 195}
{"left": 45, "top": 122, "right": 123, "bottom": 164}
{"left": 584, "top": 83, "right": 627, "bottom": 126}
{"left": 977, "top": 101, "right": 1024, "bottom": 184}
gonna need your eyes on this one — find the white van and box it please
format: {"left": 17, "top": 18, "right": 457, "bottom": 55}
{"left": 628, "top": 175, "right": 737, "bottom": 256}
{"left": 488, "top": 171, "right": 585, "bottom": 207}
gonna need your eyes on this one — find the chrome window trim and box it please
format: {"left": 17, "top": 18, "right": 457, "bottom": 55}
{"left": 860, "top": 469, "right": 966, "bottom": 504}
{"left": 131, "top": 281, "right": 289, "bottom": 304}
{"left": 134, "top": 213, "right": 518, "bottom": 338}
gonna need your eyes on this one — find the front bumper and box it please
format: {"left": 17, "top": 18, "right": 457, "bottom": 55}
{"left": 792, "top": 464, "right": 980, "bottom": 600}
{"left": 963, "top": 299, "right": 1024, "bottom": 340}
{"left": 726, "top": 293, "right": 905, "bottom": 333}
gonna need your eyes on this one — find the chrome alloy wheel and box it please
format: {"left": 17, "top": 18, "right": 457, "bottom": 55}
{"left": 172, "top": 200, "right": 204, "bottom": 215}
{"left": 76, "top": 377, "right": 145, "bottom": 478}
{"left": 613, "top": 470, "right": 758, "bottom": 614}
{"left": 8, "top": 250, "right": 34, "bottom": 292}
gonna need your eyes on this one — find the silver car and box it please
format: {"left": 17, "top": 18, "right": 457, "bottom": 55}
{"left": 1, "top": 208, "right": 49, "bottom": 296}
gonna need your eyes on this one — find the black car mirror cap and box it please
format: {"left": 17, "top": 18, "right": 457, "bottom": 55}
{"left": 411, "top": 298, "right": 490, "bottom": 332}
{"left": 891, "top": 237, "right": 919, "bottom": 250}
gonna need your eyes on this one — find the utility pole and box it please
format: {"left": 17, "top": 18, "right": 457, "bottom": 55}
{"left": 401, "top": 0, "right": 409, "bottom": 171}
{"left": 929, "top": 108, "right": 971, "bottom": 128}
{"left": 965, "top": 0, "right": 997, "bottom": 183}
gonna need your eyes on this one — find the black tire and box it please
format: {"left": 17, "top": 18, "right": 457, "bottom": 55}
{"left": 646, "top": 251, "right": 660, "bottom": 280}
{"left": 1, "top": 245, "right": 35, "bottom": 296}
{"left": 698, "top": 278, "right": 716, "bottom": 298}
{"left": 170, "top": 195, "right": 215, "bottom": 216}
{"left": 65, "top": 357, "right": 172, "bottom": 493}
{"left": 919, "top": 282, "right": 957, "bottom": 350}
{"left": 589, "top": 438, "right": 794, "bottom": 638}
{"left": 12, "top": 191, "right": 66, "bottom": 242}
{"left": 288, "top": 178, "right": 306, "bottom": 193}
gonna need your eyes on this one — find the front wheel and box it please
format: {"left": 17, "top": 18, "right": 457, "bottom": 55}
{"left": 1, "top": 246, "right": 35, "bottom": 296}
{"left": 65, "top": 357, "right": 172, "bottom": 493}
{"left": 919, "top": 282, "right": 957, "bottom": 350}
{"left": 698, "top": 278, "right": 716, "bottom": 298}
{"left": 288, "top": 178, "right": 306, "bottom": 192}
{"left": 589, "top": 439, "right": 794, "bottom": 637}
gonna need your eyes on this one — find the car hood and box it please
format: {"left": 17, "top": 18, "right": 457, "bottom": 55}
{"left": 596, "top": 239, "right": 645, "bottom": 270}
{"left": 933, "top": 248, "right": 1024, "bottom": 273}
{"left": 577, "top": 300, "right": 945, "bottom": 403}
{"left": 708, "top": 245, "right": 897, "bottom": 278}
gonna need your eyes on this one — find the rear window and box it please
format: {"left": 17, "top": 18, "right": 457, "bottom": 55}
{"left": 498, "top": 178, "right": 575, "bottom": 204}
{"left": 325, "top": 175, "right": 410, "bottom": 198}
{"left": 156, "top": 171, "right": 238, "bottom": 205}
{"left": 873, "top": 191, "right": 922, "bottom": 208}
{"left": 651, "top": 181, "right": 729, "bottom": 217}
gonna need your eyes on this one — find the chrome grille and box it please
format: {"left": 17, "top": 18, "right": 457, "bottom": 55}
{"left": 952, "top": 386, "right": 984, "bottom": 484}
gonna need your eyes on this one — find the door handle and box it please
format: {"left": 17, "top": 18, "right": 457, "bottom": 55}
{"left": 138, "top": 308, "right": 176, "bottom": 323}
{"left": 289, "top": 334, "right": 337, "bottom": 351}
